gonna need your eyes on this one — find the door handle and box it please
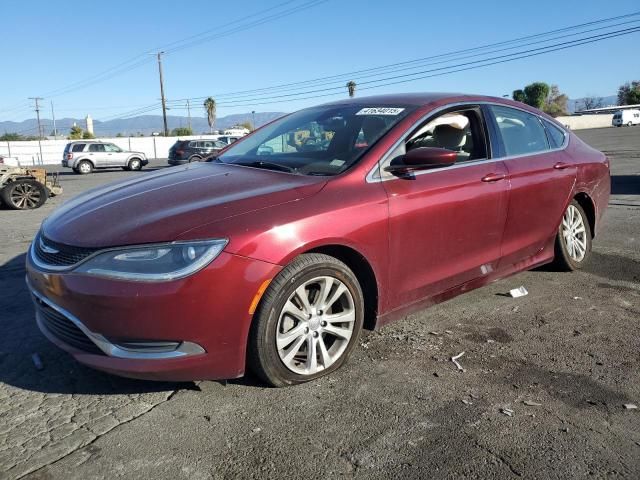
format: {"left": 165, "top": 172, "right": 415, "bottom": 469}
{"left": 481, "top": 173, "right": 506, "bottom": 182}
{"left": 553, "top": 162, "right": 571, "bottom": 170}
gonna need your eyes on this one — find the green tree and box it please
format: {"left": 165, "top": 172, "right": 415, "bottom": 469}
{"left": 69, "top": 125, "right": 83, "bottom": 139}
{"left": 0, "top": 132, "right": 23, "bottom": 141}
{"left": 512, "top": 89, "right": 526, "bottom": 103}
{"left": 82, "top": 131, "right": 95, "bottom": 139}
{"left": 523, "top": 82, "right": 550, "bottom": 109}
{"left": 116, "top": 133, "right": 124, "bottom": 137}
{"left": 238, "top": 121, "right": 252, "bottom": 131}
{"left": 171, "top": 127, "right": 193, "bottom": 136}
{"left": 617, "top": 80, "right": 640, "bottom": 105}
{"left": 346, "top": 80, "right": 356, "bottom": 98}
{"left": 542, "top": 85, "right": 568, "bottom": 117}
{"left": 204, "top": 97, "right": 217, "bottom": 134}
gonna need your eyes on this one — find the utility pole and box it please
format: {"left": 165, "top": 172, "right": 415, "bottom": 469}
{"left": 29, "top": 97, "right": 44, "bottom": 164}
{"left": 50, "top": 100, "right": 57, "bottom": 137}
{"left": 29, "top": 97, "right": 44, "bottom": 139}
{"left": 252, "top": 110, "right": 256, "bottom": 131}
{"left": 154, "top": 52, "right": 169, "bottom": 136}
{"left": 186, "top": 99, "right": 192, "bottom": 132}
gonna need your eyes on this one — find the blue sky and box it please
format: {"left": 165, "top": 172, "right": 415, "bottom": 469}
{"left": 1, "top": 0, "right": 639, "bottom": 122}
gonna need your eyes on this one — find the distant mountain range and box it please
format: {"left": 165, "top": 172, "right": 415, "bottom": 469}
{"left": 0, "top": 112, "right": 286, "bottom": 137}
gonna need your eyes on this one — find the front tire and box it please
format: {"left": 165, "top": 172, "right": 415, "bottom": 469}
{"left": 552, "top": 200, "right": 592, "bottom": 271}
{"left": 248, "top": 253, "right": 364, "bottom": 387}
{"left": 128, "top": 158, "right": 142, "bottom": 171}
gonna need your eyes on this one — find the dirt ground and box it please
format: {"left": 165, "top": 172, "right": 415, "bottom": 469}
{"left": 0, "top": 127, "right": 638, "bottom": 479}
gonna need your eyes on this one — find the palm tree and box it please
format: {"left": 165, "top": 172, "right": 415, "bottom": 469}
{"left": 204, "top": 97, "right": 216, "bottom": 133}
{"left": 346, "top": 81, "right": 356, "bottom": 98}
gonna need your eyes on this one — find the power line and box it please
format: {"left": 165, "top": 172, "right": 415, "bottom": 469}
{"left": 166, "top": 11, "right": 640, "bottom": 103}
{"left": 164, "top": 25, "right": 640, "bottom": 108}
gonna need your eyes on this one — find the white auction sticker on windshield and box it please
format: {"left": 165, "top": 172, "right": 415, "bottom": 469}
{"left": 356, "top": 107, "right": 405, "bottom": 116}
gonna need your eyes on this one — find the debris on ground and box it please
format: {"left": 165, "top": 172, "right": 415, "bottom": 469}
{"left": 462, "top": 399, "right": 473, "bottom": 405}
{"left": 501, "top": 408, "right": 515, "bottom": 417}
{"left": 252, "top": 427, "right": 262, "bottom": 433}
{"left": 573, "top": 296, "right": 583, "bottom": 300}
{"left": 445, "top": 330, "right": 453, "bottom": 335}
{"left": 512, "top": 306, "right": 520, "bottom": 313}
{"left": 451, "top": 351, "right": 466, "bottom": 372}
{"left": 509, "top": 286, "right": 528, "bottom": 298}
{"left": 623, "top": 403, "right": 638, "bottom": 410}
{"left": 31, "top": 353, "right": 43, "bottom": 371}
{"left": 523, "top": 400, "right": 542, "bottom": 406}
{"left": 429, "top": 331, "right": 440, "bottom": 336}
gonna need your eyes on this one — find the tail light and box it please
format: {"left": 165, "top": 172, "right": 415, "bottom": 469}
{"left": 176, "top": 150, "right": 184, "bottom": 156}
{"left": 66, "top": 153, "right": 73, "bottom": 160}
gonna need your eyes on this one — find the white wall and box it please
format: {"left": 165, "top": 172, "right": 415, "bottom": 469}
{"left": 555, "top": 114, "right": 614, "bottom": 130}
{"left": 0, "top": 135, "right": 221, "bottom": 166}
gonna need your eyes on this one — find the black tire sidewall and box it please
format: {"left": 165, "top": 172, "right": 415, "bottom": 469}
{"left": 129, "top": 158, "right": 142, "bottom": 170}
{"left": 555, "top": 200, "right": 592, "bottom": 271}
{"left": 250, "top": 255, "right": 364, "bottom": 387}
{"left": 1, "top": 180, "right": 48, "bottom": 209}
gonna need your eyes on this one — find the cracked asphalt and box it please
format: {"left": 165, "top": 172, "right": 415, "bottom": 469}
{"left": 1, "top": 127, "right": 639, "bottom": 479}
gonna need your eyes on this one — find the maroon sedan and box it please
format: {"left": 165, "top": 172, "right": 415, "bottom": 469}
{"left": 26, "top": 93, "right": 610, "bottom": 386}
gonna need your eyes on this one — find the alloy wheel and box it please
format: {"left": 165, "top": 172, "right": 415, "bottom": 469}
{"left": 561, "top": 204, "right": 587, "bottom": 262}
{"left": 10, "top": 182, "right": 42, "bottom": 209}
{"left": 276, "top": 276, "right": 355, "bottom": 375}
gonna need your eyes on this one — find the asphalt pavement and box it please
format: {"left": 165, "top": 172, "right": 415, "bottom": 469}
{"left": 0, "top": 128, "right": 639, "bottom": 479}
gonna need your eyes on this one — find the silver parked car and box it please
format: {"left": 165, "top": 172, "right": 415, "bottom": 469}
{"left": 62, "top": 141, "right": 149, "bottom": 174}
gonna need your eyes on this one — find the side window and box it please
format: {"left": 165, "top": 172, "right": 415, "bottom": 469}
{"left": 489, "top": 106, "right": 549, "bottom": 156}
{"left": 543, "top": 120, "right": 566, "bottom": 148}
{"left": 188, "top": 141, "right": 197, "bottom": 148}
{"left": 104, "top": 143, "right": 121, "bottom": 152}
{"left": 406, "top": 108, "right": 487, "bottom": 162}
{"left": 202, "top": 141, "right": 214, "bottom": 148}
{"left": 88, "top": 144, "right": 105, "bottom": 152}
{"left": 72, "top": 144, "right": 86, "bottom": 152}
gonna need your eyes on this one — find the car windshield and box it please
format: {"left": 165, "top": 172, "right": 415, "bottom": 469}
{"left": 216, "top": 104, "right": 415, "bottom": 175}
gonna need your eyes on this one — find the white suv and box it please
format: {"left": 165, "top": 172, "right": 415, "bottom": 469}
{"left": 62, "top": 141, "right": 148, "bottom": 174}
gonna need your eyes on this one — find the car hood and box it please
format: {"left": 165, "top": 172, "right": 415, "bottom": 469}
{"left": 42, "top": 163, "right": 327, "bottom": 248}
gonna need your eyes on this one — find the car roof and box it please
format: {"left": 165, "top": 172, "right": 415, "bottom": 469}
{"left": 317, "top": 92, "right": 522, "bottom": 108}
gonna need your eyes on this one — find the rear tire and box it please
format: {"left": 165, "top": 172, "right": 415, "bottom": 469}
{"left": 551, "top": 200, "right": 592, "bottom": 271}
{"left": 188, "top": 156, "right": 201, "bottom": 163}
{"left": 0, "top": 179, "right": 48, "bottom": 210}
{"left": 76, "top": 160, "right": 93, "bottom": 174}
{"left": 248, "top": 253, "right": 364, "bottom": 387}
{"left": 628, "top": 121, "right": 633, "bottom": 127}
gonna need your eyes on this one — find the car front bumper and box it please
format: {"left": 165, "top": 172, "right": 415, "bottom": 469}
{"left": 26, "top": 249, "right": 281, "bottom": 381}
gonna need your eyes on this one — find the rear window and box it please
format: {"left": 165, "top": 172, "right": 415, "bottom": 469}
{"left": 489, "top": 105, "right": 549, "bottom": 157}
{"left": 72, "top": 143, "right": 86, "bottom": 152}
{"left": 543, "top": 120, "right": 566, "bottom": 148}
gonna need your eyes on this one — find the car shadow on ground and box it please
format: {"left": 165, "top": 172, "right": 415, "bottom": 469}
{"left": 0, "top": 253, "right": 185, "bottom": 395}
{"left": 611, "top": 175, "right": 640, "bottom": 195}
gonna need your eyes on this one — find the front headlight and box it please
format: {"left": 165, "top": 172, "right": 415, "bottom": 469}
{"left": 74, "top": 239, "right": 227, "bottom": 281}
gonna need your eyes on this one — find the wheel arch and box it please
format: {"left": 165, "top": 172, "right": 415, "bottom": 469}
{"left": 302, "top": 244, "right": 379, "bottom": 331}
{"left": 573, "top": 191, "right": 596, "bottom": 238}
{"left": 76, "top": 157, "right": 95, "bottom": 168}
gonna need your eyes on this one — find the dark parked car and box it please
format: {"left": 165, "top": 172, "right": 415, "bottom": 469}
{"left": 27, "top": 93, "right": 609, "bottom": 387}
{"left": 168, "top": 139, "right": 226, "bottom": 165}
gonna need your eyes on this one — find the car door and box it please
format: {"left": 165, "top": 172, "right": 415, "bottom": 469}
{"left": 381, "top": 106, "right": 509, "bottom": 309}
{"left": 485, "top": 105, "right": 576, "bottom": 269}
{"left": 104, "top": 143, "right": 126, "bottom": 166}
{"left": 87, "top": 143, "right": 106, "bottom": 166}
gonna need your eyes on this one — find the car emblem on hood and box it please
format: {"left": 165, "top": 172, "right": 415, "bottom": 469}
{"left": 39, "top": 236, "right": 59, "bottom": 254}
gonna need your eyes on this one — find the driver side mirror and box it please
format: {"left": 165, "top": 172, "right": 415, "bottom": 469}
{"left": 384, "top": 147, "right": 457, "bottom": 175}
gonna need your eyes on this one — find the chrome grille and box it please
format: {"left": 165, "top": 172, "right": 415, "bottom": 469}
{"left": 34, "top": 296, "right": 105, "bottom": 355}
{"left": 34, "top": 235, "right": 98, "bottom": 268}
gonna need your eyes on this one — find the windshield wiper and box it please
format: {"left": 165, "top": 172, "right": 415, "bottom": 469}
{"left": 236, "top": 161, "right": 296, "bottom": 173}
